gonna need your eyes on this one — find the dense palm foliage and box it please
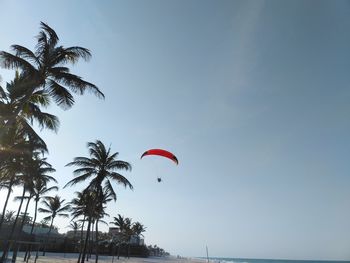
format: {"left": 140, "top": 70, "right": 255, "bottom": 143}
{"left": 0, "top": 22, "right": 104, "bottom": 112}
{"left": 0, "top": 22, "right": 157, "bottom": 263}
{"left": 0, "top": 22, "right": 104, "bottom": 263}
{"left": 65, "top": 141, "right": 133, "bottom": 263}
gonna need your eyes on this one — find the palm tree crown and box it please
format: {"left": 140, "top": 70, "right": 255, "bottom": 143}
{"left": 38, "top": 195, "right": 70, "bottom": 222}
{"left": 65, "top": 140, "right": 133, "bottom": 201}
{"left": 0, "top": 22, "right": 104, "bottom": 109}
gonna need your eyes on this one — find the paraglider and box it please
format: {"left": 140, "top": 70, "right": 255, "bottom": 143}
{"left": 141, "top": 149, "right": 179, "bottom": 165}
{"left": 140, "top": 149, "right": 178, "bottom": 182}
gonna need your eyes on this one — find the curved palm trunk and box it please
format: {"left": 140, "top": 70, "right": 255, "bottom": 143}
{"left": 30, "top": 198, "right": 39, "bottom": 235}
{"left": 42, "top": 217, "right": 54, "bottom": 256}
{"left": 18, "top": 195, "right": 31, "bottom": 237}
{"left": 81, "top": 218, "right": 92, "bottom": 263}
{"left": 0, "top": 186, "right": 25, "bottom": 263}
{"left": 24, "top": 198, "right": 39, "bottom": 262}
{"left": 0, "top": 179, "right": 14, "bottom": 233}
{"left": 95, "top": 220, "right": 99, "bottom": 263}
{"left": 11, "top": 195, "right": 32, "bottom": 263}
{"left": 77, "top": 216, "right": 86, "bottom": 263}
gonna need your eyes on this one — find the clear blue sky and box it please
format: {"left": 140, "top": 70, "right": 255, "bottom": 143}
{"left": 0, "top": 0, "right": 349, "bottom": 260}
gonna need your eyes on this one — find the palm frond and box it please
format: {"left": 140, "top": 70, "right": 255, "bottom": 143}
{"left": 109, "top": 172, "right": 133, "bottom": 190}
{"left": 38, "top": 207, "right": 51, "bottom": 214}
{"left": 46, "top": 79, "right": 75, "bottom": 109}
{"left": 64, "top": 173, "right": 93, "bottom": 188}
{"left": 10, "top": 45, "right": 40, "bottom": 66}
{"left": 0, "top": 51, "right": 38, "bottom": 76}
{"left": 109, "top": 160, "right": 132, "bottom": 171}
{"left": 52, "top": 72, "right": 104, "bottom": 98}
{"left": 104, "top": 180, "right": 117, "bottom": 201}
{"left": 39, "top": 22, "right": 59, "bottom": 49}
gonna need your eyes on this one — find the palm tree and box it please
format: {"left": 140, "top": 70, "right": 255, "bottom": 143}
{"left": 68, "top": 221, "right": 82, "bottom": 242}
{"left": 132, "top": 222, "right": 146, "bottom": 244}
{"left": 23, "top": 173, "right": 58, "bottom": 262}
{"left": 70, "top": 191, "right": 89, "bottom": 263}
{"left": 3, "top": 210, "right": 16, "bottom": 224}
{"left": 0, "top": 143, "right": 50, "bottom": 263}
{"left": 30, "top": 181, "right": 58, "bottom": 235}
{"left": 38, "top": 195, "right": 70, "bottom": 256}
{"left": 65, "top": 140, "right": 133, "bottom": 263}
{"left": 110, "top": 214, "right": 132, "bottom": 259}
{"left": 76, "top": 190, "right": 98, "bottom": 263}
{"left": 65, "top": 140, "right": 133, "bottom": 201}
{"left": 17, "top": 155, "right": 56, "bottom": 235}
{"left": 69, "top": 186, "right": 113, "bottom": 263}
{"left": 0, "top": 22, "right": 104, "bottom": 118}
{"left": 0, "top": 74, "right": 54, "bottom": 235}
{"left": 93, "top": 187, "right": 113, "bottom": 263}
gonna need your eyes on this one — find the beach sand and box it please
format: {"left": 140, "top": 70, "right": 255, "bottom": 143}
{"left": 11, "top": 253, "right": 207, "bottom": 263}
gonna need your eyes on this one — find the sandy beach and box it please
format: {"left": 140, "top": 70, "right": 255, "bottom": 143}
{"left": 10, "top": 253, "right": 207, "bottom": 263}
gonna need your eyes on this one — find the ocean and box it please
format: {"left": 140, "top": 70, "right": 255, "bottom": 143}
{"left": 203, "top": 258, "right": 350, "bottom": 263}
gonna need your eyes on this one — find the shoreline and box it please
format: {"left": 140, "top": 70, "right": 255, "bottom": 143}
{"left": 5, "top": 252, "right": 207, "bottom": 263}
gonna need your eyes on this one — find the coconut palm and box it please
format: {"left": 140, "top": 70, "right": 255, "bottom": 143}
{"left": 132, "top": 222, "right": 146, "bottom": 243}
{"left": 23, "top": 182, "right": 57, "bottom": 262}
{"left": 8, "top": 154, "right": 56, "bottom": 245}
{"left": 0, "top": 22, "right": 104, "bottom": 116}
{"left": 38, "top": 195, "right": 71, "bottom": 255}
{"left": 76, "top": 190, "right": 98, "bottom": 263}
{"left": 110, "top": 214, "right": 132, "bottom": 259}
{"left": 17, "top": 155, "right": 56, "bottom": 235}
{"left": 65, "top": 140, "right": 132, "bottom": 263}
{"left": 0, "top": 141, "right": 52, "bottom": 263}
{"left": 68, "top": 221, "right": 82, "bottom": 241}
{"left": 0, "top": 74, "right": 54, "bottom": 236}
{"left": 93, "top": 188, "right": 113, "bottom": 263}
{"left": 70, "top": 191, "right": 90, "bottom": 263}
{"left": 65, "top": 140, "right": 133, "bottom": 202}
{"left": 30, "top": 181, "right": 58, "bottom": 235}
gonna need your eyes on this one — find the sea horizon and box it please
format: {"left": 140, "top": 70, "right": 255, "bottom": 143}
{"left": 199, "top": 257, "right": 350, "bottom": 263}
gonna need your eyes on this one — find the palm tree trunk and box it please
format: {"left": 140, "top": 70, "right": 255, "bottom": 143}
{"left": 0, "top": 180, "right": 14, "bottom": 233}
{"left": 11, "top": 195, "right": 32, "bottom": 263}
{"left": 77, "top": 216, "right": 86, "bottom": 263}
{"left": 42, "top": 217, "right": 54, "bottom": 256}
{"left": 24, "top": 198, "right": 38, "bottom": 262}
{"left": 81, "top": 218, "right": 92, "bottom": 263}
{"left": 0, "top": 186, "right": 25, "bottom": 263}
{"left": 95, "top": 220, "right": 99, "bottom": 263}
{"left": 88, "top": 221, "right": 94, "bottom": 260}
{"left": 18, "top": 196, "right": 31, "bottom": 237}
{"left": 30, "top": 198, "right": 39, "bottom": 235}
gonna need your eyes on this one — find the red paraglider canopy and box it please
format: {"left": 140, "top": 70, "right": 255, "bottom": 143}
{"left": 141, "top": 149, "right": 179, "bottom": 165}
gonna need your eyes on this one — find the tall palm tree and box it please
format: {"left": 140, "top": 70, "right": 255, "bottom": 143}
{"left": 65, "top": 140, "right": 133, "bottom": 263}
{"left": 30, "top": 181, "right": 58, "bottom": 235}
{"left": 0, "top": 141, "right": 51, "bottom": 263}
{"left": 65, "top": 140, "right": 133, "bottom": 201}
{"left": 17, "top": 155, "right": 56, "bottom": 235}
{"left": 76, "top": 190, "right": 98, "bottom": 263}
{"left": 93, "top": 187, "right": 113, "bottom": 263}
{"left": 38, "top": 195, "right": 70, "bottom": 256}
{"left": 0, "top": 74, "right": 54, "bottom": 236}
{"left": 23, "top": 182, "right": 58, "bottom": 262}
{"left": 70, "top": 191, "right": 90, "bottom": 263}
{"left": 0, "top": 22, "right": 104, "bottom": 117}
